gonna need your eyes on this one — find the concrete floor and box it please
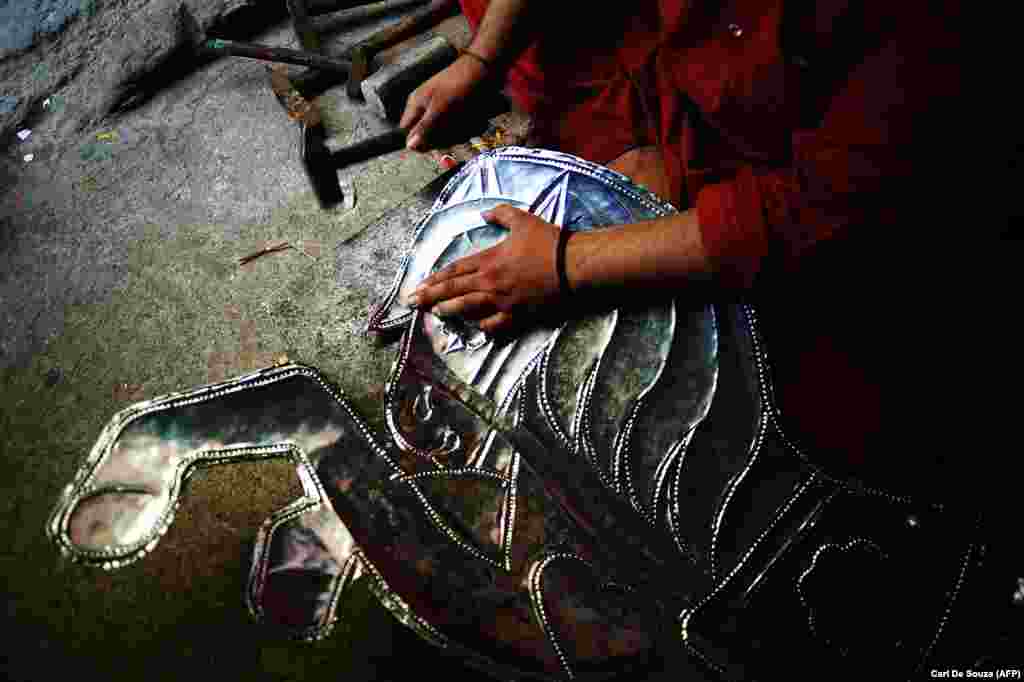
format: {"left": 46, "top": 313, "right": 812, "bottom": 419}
{"left": 0, "top": 12, "right": 512, "bottom": 682}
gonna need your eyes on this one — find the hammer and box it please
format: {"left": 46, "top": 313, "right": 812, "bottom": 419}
{"left": 284, "top": 0, "right": 459, "bottom": 104}
{"left": 308, "top": 0, "right": 433, "bottom": 29}
{"left": 302, "top": 123, "right": 408, "bottom": 209}
{"left": 302, "top": 115, "right": 494, "bottom": 209}
{"left": 345, "top": 0, "right": 460, "bottom": 100}
{"left": 283, "top": 0, "right": 431, "bottom": 52}
{"left": 177, "top": 4, "right": 352, "bottom": 76}
{"left": 298, "top": 62, "right": 492, "bottom": 209}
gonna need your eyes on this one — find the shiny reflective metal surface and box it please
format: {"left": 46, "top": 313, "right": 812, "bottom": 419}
{"left": 48, "top": 147, "right": 986, "bottom": 681}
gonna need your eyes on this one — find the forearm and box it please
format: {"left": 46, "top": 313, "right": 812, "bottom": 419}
{"left": 466, "top": 0, "right": 540, "bottom": 68}
{"left": 565, "top": 210, "right": 714, "bottom": 294}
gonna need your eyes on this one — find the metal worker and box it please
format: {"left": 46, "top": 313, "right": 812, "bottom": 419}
{"left": 398, "top": 0, "right": 999, "bottom": 506}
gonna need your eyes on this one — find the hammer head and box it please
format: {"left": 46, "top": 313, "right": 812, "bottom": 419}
{"left": 301, "top": 121, "right": 346, "bottom": 210}
{"left": 176, "top": 4, "right": 205, "bottom": 54}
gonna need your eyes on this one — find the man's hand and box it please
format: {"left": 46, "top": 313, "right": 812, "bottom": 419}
{"left": 400, "top": 54, "right": 490, "bottom": 151}
{"left": 403, "top": 205, "right": 562, "bottom": 335}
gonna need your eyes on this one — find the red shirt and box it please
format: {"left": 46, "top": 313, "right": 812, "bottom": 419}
{"left": 459, "top": 1, "right": 970, "bottom": 500}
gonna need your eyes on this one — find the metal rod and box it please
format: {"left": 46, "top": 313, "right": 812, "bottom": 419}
{"left": 310, "top": 0, "right": 429, "bottom": 32}
{"left": 199, "top": 38, "right": 351, "bottom": 74}
{"left": 306, "top": 0, "right": 425, "bottom": 18}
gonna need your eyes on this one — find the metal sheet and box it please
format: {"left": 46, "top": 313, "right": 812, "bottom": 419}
{"left": 48, "top": 147, "right": 983, "bottom": 681}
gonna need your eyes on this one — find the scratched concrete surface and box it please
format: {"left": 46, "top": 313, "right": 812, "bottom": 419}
{"left": 0, "top": 9, "right": 496, "bottom": 681}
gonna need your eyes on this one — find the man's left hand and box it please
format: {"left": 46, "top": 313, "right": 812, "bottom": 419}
{"left": 403, "top": 204, "right": 563, "bottom": 336}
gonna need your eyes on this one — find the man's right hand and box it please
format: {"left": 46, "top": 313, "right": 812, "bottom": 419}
{"left": 400, "top": 53, "right": 491, "bottom": 151}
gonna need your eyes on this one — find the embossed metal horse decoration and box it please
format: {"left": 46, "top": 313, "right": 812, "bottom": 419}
{"left": 48, "top": 148, "right": 985, "bottom": 681}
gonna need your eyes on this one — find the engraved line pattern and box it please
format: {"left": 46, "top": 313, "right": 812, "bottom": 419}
{"left": 915, "top": 514, "right": 982, "bottom": 676}
{"left": 742, "top": 304, "right": 941, "bottom": 510}
{"left": 528, "top": 552, "right": 597, "bottom": 680}
{"left": 795, "top": 538, "right": 888, "bottom": 648}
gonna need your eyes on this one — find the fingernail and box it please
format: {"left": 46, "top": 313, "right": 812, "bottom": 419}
{"left": 430, "top": 305, "right": 444, "bottom": 317}
{"left": 481, "top": 210, "right": 494, "bottom": 221}
{"left": 403, "top": 294, "right": 420, "bottom": 307}
{"left": 407, "top": 135, "right": 420, "bottom": 150}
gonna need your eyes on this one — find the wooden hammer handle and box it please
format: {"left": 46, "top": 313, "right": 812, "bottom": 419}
{"left": 305, "top": 0, "right": 418, "bottom": 16}
{"left": 353, "top": 0, "right": 460, "bottom": 55}
{"left": 328, "top": 129, "right": 409, "bottom": 167}
{"left": 201, "top": 39, "right": 352, "bottom": 74}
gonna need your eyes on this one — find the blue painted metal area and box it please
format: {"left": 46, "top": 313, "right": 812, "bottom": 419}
{"left": 0, "top": 0, "right": 85, "bottom": 54}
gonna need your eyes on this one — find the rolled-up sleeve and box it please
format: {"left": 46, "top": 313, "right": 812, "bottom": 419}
{"left": 695, "top": 9, "right": 962, "bottom": 290}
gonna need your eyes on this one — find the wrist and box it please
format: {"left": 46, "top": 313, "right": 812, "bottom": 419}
{"left": 563, "top": 228, "right": 591, "bottom": 294}
{"left": 457, "top": 50, "right": 493, "bottom": 84}
{"left": 460, "top": 47, "right": 494, "bottom": 70}
{"left": 466, "top": 35, "right": 502, "bottom": 65}
{"left": 556, "top": 228, "right": 574, "bottom": 298}
{"left": 465, "top": 38, "right": 514, "bottom": 80}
